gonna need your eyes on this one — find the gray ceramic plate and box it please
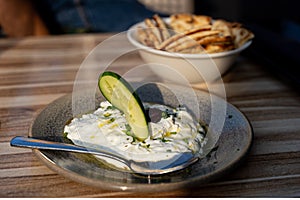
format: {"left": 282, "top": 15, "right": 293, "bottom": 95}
{"left": 29, "top": 83, "right": 253, "bottom": 192}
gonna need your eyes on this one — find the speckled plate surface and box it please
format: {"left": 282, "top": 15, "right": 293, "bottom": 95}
{"left": 29, "top": 83, "right": 253, "bottom": 192}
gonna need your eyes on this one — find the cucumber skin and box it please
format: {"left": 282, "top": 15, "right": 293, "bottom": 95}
{"left": 98, "top": 71, "right": 149, "bottom": 141}
{"left": 99, "top": 71, "right": 146, "bottom": 115}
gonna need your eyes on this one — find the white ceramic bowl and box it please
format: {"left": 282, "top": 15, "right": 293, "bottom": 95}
{"left": 127, "top": 20, "right": 252, "bottom": 84}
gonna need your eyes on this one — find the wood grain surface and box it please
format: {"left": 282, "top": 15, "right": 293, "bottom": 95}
{"left": 0, "top": 33, "right": 300, "bottom": 197}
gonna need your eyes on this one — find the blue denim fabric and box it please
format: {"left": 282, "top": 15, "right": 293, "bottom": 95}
{"left": 40, "top": 0, "right": 163, "bottom": 33}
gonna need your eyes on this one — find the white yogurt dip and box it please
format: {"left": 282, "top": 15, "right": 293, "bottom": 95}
{"left": 64, "top": 101, "right": 207, "bottom": 169}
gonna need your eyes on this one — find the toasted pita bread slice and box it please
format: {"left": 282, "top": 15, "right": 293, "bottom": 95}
{"left": 212, "top": 20, "right": 232, "bottom": 37}
{"left": 166, "top": 38, "right": 200, "bottom": 52}
{"left": 197, "top": 35, "right": 232, "bottom": 45}
{"left": 137, "top": 27, "right": 155, "bottom": 47}
{"left": 157, "top": 25, "right": 212, "bottom": 50}
{"left": 157, "top": 33, "right": 185, "bottom": 50}
{"left": 170, "top": 14, "right": 212, "bottom": 33}
{"left": 165, "top": 30, "right": 220, "bottom": 51}
{"left": 184, "top": 25, "right": 213, "bottom": 35}
{"left": 144, "top": 18, "right": 162, "bottom": 45}
{"left": 165, "top": 36, "right": 191, "bottom": 50}
{"left": 153, "top": 14, "right": 170, "bottom": 41}
{"left": 170, "top": 14, "right": 197, "bottom": 32}
{"left": 193, "top": 15, "right": 212, "bottom": 26}
{"left": 231, "top": 27, "right": 254, "bottom": 48}
{"left": 170, "top": 13, "right": 194, "bottom": 23}
{"left": 170, "top": 20, "right": 194, "bottom": 33}
{"left": 188, "top": 30, "right": 220, "bottom": 41}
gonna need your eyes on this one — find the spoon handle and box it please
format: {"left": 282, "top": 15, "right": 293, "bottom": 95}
{"left": 10, "top": 136, "right": 128, "bottom": 165}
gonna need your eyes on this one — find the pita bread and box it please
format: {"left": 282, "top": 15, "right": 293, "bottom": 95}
{"left": 193, "top": 15, "right": 212, "bottom": 26}
{"left": 231, "top": 27, "right": 254, "bottom": 48}
{"left": 153, "top": 14, "right": 170, "bottom": 41}
{"left": 136, "top": 13, "right": 254, "bottom": 54}
{"left": 144, "top": 18, "right": 162, "bottom": 45}
{"left": 197, "top": 35, "right": 232, "bottom": 45}
{"left": 157, "top": 25, "right": 212, "bottom": 50}
{"left": 166, "top": 38, "right": 199, "bottom": 52}
{"left": 170, "top": 13, "right": 212, "bottom": 33}
{"left": 137, "top": 27, "right": 155, "bottom": 47}
{"left": 212, "top": 20, "right": 232, "bottom": 37}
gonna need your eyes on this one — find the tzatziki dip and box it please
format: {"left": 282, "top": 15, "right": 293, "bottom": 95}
{"left": 64, "top": 101, "right": 207, "bottom": 169}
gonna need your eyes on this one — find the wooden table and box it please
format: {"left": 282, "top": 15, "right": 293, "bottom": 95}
{"left": 1, "top": 33, "right": 300, "bottom": 197}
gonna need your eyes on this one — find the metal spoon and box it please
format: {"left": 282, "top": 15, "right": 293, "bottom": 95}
{"left": 10, "top": 136, "right": 198, "bottom": 175}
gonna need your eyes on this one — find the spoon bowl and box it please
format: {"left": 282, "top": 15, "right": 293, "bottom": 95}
{"left": 10, "top": 136, "right": 198, "bottom": 175}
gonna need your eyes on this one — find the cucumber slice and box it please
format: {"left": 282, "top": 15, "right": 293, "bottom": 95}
{"left": 98, "top": 71, "right": 149, "bottom": 141}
